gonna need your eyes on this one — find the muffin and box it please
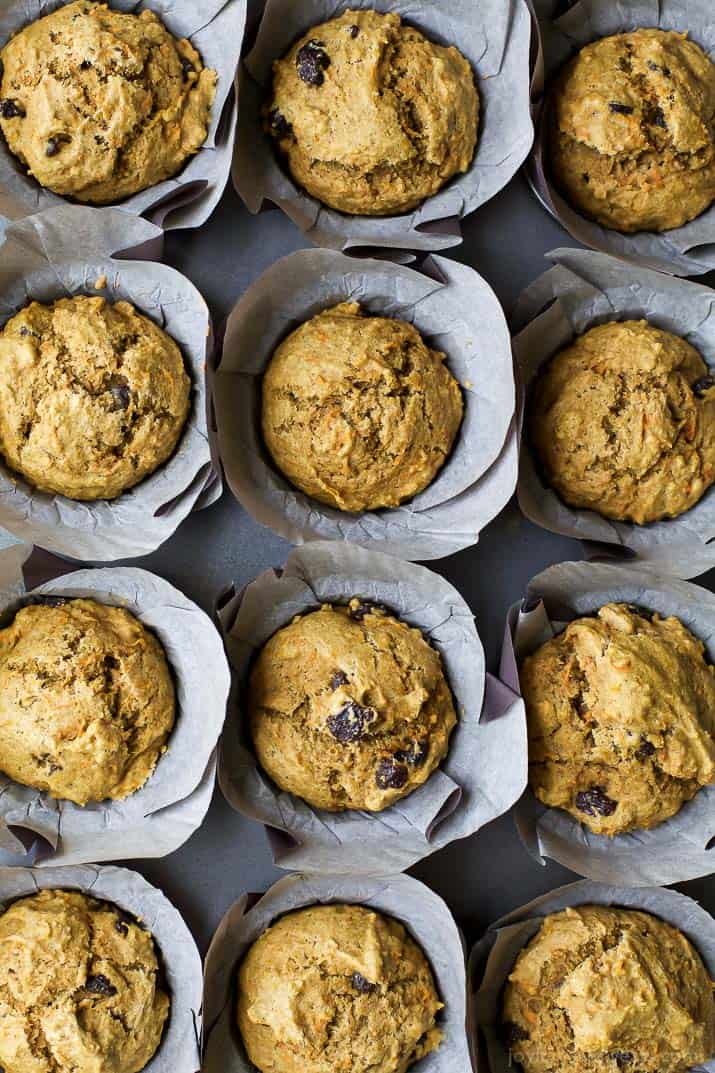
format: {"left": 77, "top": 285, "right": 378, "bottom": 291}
{"left": 261, "top": 302, "right": 464, "bottom": 512}
{"left": 0, "top": 597, "right": 176, "bottom": 805}
{"left": 529, "top": 320, "right": 715, "bottom": 525}
{"left": 502, "top": 905, "right": 715, "bottom": 1073}
{"left": 548, "top": 29, "right": 715, "bottom": 233}
{"left": 248, "top": 598, "right": 457, "bottom": 812}
{"left": 266, "top": 8, "right": 479, "bottom": 216}
{"left": 0, "top": 295, "right": 191, "bottom": 501}
{"left": 0, "top": 888, "right": 169, "bottom": 1073}
{"left": 237, "top": 903, "right": 443, "bottom": 1073}
{"left": 0, "top": 0, "right": 216, "bottom": 204}
{"left": 520, "top": 602, "right": 715, "bottom": 836}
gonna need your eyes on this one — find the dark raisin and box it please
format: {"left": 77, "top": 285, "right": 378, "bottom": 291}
{"left": 180, "top": 56, "right": 194, "bottom": 78}
{"left": 611, "top": 1055, "right": 633, "bottom": 1069}
{"left": 351, "top": 972, "right": 375, "bottom": 993}
{"left": 575, "top": 787, "right": 618, "bottom": 817}
{"left": 296, "top": 40, "right": 330, "bottom": 86}
{"left": 115, "top": 920, "right": 129, "bottom": 936}
{"left": 329, "top": 669, "right": 349, "bottom": 690}
{"left": 267, "top": 108, "right": 292, "bottom": 139}
{"left": 617, "top": 56, "right": 632, "bottom": 73}
{"left": 693, "top": 375, "right": 715, "bottom": 397}
{"left": 651, "top": 106, "right": 667, "bottom": 129}
{"left": 0, "top": 98, "right": 25, "bottom": 118}
{"left": 375, "top": 757, "right": 408, "bottom": 790}
{"left": 108, "top": 379, "right": 130, "bottom": 411}
{"left": 327, "top": 701, "right": 376, "bottom": 743}
{"left": 46, "top": 134, "right": 70, "bottom": 157}
{"left": 348, "top": 24, "right": 360, "bottom": 38}
{"left": 582, "top": 172, "right": 590, "bottom": 183}
{"left": 609, "top": 102, "right": 634, "bottom": 115}
{"left": 394, "top": 740, "right": 429, "bottom": 767}
{"left": 85, "top": 973, "right": 117, "bottom": 996}
{"left": 636, "top": 737, "right": 656, "bottom": 760}
{"left": 80, "top": 59, "right": 92, "bottom": 70}
{"left": 502, "top": 1021, "right": 529, "bottom": 1047}
{"left": 348, "top": 600, "right": 389, "bottom": 622}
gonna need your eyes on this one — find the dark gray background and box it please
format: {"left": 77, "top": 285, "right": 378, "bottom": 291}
{"left": 110, "top": 0, "right": 715, "bottom": 956}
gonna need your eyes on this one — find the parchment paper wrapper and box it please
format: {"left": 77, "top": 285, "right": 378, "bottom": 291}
{"left": 216, "top": 541, "right": 527, "bottom": 875}
{"left": 513, "top": 247, "right": 715, "bottom": 579}
{"left": 0, "top": 544, "right": 231, "bottom": 868}
{"left": 469, "top": 880, "right": 715, "bottom": 1073}
{"left": 232, "top": 0, "right": 533, "bottom": 252}
{"left": 499, "top": 559, "right": 715, "bottom": 886}
{"left": 0, "top": 0, "right": 246, "bottom": 231}
{"left": 0, "top": 863, "right": 202, "bottom": 1073}
{"left": 527, "top": 0, "right": 715, "bottom": 276}
{"left": 215, "top": 249, "right": 518, "bottom": 562}
{"left": 203, "top": 872, "right": 471, "bottom": 1073}
{"left": 0, "top": 204, "right": 219, "bottom": 561}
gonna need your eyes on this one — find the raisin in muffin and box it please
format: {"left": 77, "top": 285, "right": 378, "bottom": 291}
{"left": 548, "top": 29, "right": 715, "bottom": 233}
{"left": 266, "top": 8, "right": 479, "bottom": 216}
{"left": 0, "top": 295, "right": 191, "bottom": 501}
{"left": 248, "top": 598, "right": 457, "bottom": 812}
{"left": 237, "top": 904, "right": 442, "bottom": 1073}
{"left": 520, "top": 602, "right": 715, "bottom": 836}
{"left": 0, "top": 0, "right": 216, "bottom": 204}
{"left": 502, "top": 905, "right": 715, "bottom": 1073}
{"left": 261, "top": 302, "right": 463, "bottom": 512}
{"left": 0, "top": 597, "right": 176, "bottom": 805}
{"left": 0, "top": 889, "right": 169, "bottom": 1073}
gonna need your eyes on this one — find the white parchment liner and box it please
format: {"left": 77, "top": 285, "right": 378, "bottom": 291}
{"left": 215, "top": 248, "right": 518, "bottom": 562}
{"left": 499, "top": 559, "right": 715, "bottom": 886}
{"left": 0, "top": 0, "right": 246, "bottom": 231}
{"left": 513, "top": 247, "right": 715, "bottom": 579}
{"left": 203, "top": 872, "right": 471, "bottom": 1073}
{"left": 0, "top": 863, "right": 202, "bottom": 1073}
{"left": 0, "top": 543, "right": 231, "bottom": 868}
{"left": 528, "top": 0, "right": 715, "bottom": 276}
{"left": 216, "top": 541, "right": 527, "bottom": 875}
{"left": 232, "top": 0, "right": 534, "bottom": 252}
{"left": 0, "top": 203, "right": 220, "bottom": 561}
{"left": 469, "top": 880, "right": 715, "bottom": 1073}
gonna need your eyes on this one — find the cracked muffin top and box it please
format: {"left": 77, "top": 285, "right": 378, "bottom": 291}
{"left": 502, "top": 905, "right": 715, "bottom": 1073}
{"left": 0, "top": 888, "right": 170, "bottom": 1073}
{"left": 548, "top": 29, "right": 715, "bottom": 233}
{"left": 528, "top": 319, "right": 715, "bottom": 525}
{"left": 248, "top": 598, "right": 457, "bottom": 813}
{"left": 237, "top": 903, "right": 443, "bottom": 1073}
{"left": 0, "top": 294, "right": 191, "bottom": 501}
{"left": 0, "top": 0, "right": 216, "bottom": 205}
{"left": 266, "top": 8, "right": 479, "bottom": 216}
{"left": 261, "top": 301, "right": 463, "bottom": 513}
{"left": 520, "top": 602, "right": 715, "bottom": 836}
{"left": 0, "top": 597, "right": 176, "bottom": 805}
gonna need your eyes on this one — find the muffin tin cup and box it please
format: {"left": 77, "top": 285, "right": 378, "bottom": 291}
{"left": 232, "top": 0, "right": 534, "bottom": 252}
{"left": 215, "top": 248, "right": 518, "bottom": 561}
{"left": 513, "top": 247, "right": 715, "bottom": 578}
{"left": 0, "top": 0, "right": 246, "bottom": 231}
{"left": 500, "top": 559, "right": 715, "bottom": 886}
{"left": 0, "top": 204, "right": 220, "bottom": 561}
{"left": 0, "top": 862, "right": 203, "bottom": 1073}
{"left": 215, "top": 541, "right": 527, "bottom": 874}
{"left": 527, "top": 0, "right": 715, "bottom": 276}
{"left": 203, "top": 872, "right": 471, "bottom": 1073}
{"left": 469, "top": 879, "right": 715, "bottom": 1073}
{"left": 0, "top": 542, "right": 231, "bottom": 868}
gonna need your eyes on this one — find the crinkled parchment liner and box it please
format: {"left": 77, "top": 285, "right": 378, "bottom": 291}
{"left": 513, "top": 247, "right": 715, "bottom": 579}
{"left": 0, "top": 0, "right": 246, "bottom": 231}
{"left": 0, "top": 203, "right": 220, "bottom": 561}
{"left": 232, "top": 0, "right": 533, "bottom": 252}
{"left": 202, "top": 872, "right": 472, "bottom": 1073}
{"left": 0, "top": 543, "right": 231, "bottom": 868}
{"left": 215, "top": 248, "right": 518, "bottom": 562}
{"left": 527, "top": 0, "right": 715, "bottom": 276}
{"left": 0, "top": 862, "right": 203, "bottom": 1073}
{"left": 216, "top": 541, "right": 526, "bottom": 875}
{"left": 469, "top": 879, "right": 715, "bottom": 1073}
{"left": 499, "top": 559, "right": 715, "bottom": 885}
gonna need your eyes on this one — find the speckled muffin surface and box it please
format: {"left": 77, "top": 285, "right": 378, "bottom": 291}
{"left": 0, "top": 0, "right": 216, "bottom": 205}
{"left": 0, "top": 295, "right": 191, "bottom": 501}
{"left": 248, "top": 598, "right": 457, "bottom": 812}
{"left": 0, "top": 597, "right": 176, "bottom": 806}
{"left": 0, "top": 888, "right": 169, "bottom": 1073}
{"left": 237, "top": 903, "right": 443, "bottom": 1073}
{"left": 548, "top": 29, "right": 715, "bottom": 233}
{"left": 261, "top": 302, "right": 463, "bottom": 513}
{"left": 502, "top": 905, "right": 715, "bottom": 1073}
{"left": 520, "top": 602, "right": 715, "bottom": 836}
{"left": 266, "top": 8, "right": 479, "bottom": 216}
{"left": 529, "top": 320, "right": 715, "bottom": 525}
